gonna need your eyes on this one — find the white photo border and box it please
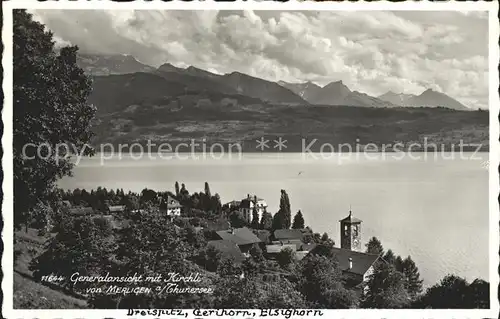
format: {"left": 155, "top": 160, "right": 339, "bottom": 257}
{"left": 2, "top": 1, "right": 499, "bottom": 318}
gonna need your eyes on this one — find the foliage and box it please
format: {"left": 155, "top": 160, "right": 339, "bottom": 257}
{"left": 250, "top": 206, "right": 260, "bottom": 229}
{"left": 361, "top": 262, "right": 410, "bottom": 309}
{"left": 279, "top": 190, "right": 292, "bottom": 229}
{"left": 30, "top": 216, "right": 113, "bottom": 291}
{"left": 229, "top": 211, "right": 248, "bottom": 228}
{"left": 414, "top": 275, "right": 489, "bottom": 309}
{"left": 383, "top": 249, "right": 396, "bottom": 264}
{"left": 295, "top": 254, "right": 358, "bottom": 308}
{"left": 292, "top": 210, "right": 305, "bottom": 229}
{"left": 365, "top": 237, "right": 384, "bottom": 256}
{"left": 175, "top": 181, "right": 180, "bottom": 197}
{"left": 401, "top": 256, "right": 423, "bottom": 298}
{"left": 13, "top": 10, "right": 96, "bottom": 229}
{"left": 259, "top": 211, "right": 273, "bottom": 230}
{"left": 276, "top": 247, "right": 296, "bottom": 270}
{"left": 198, "top": 245, "right": 223, "bottom": 272}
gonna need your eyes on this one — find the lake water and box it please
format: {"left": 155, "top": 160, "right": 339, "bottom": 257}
{"left": 59, "top": 152, "right": 490, "bottom": 286}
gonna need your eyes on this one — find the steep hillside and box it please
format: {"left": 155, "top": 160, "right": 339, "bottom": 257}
{"left": 77, "top": 54, "right": 154, "bottom": 76}
{"left": 378, "top": 91, "right": 416, "bottom": 105}
{"left": 407, "top": 89, "right": 469, "bottom": 111}
{"left": 220, "top": 72, "right": 307, "bottom": 105}
{"left": 88, "top": 72, "right": 186, "bottom": 115}
{"left": 279, "top": 80, "right": 393, "bottom": 108}
{"left": 279, "top": 81, "right": 324, "bottom": 102}
{"left": 379, "top": 89, "right": 470, "bottom": 111}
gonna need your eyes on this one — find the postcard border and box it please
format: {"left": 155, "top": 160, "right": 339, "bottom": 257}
{"left": 2, "top": 1, "right": 499, "bottom": 318}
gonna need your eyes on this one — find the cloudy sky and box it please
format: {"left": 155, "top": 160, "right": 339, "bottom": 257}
{"left": 31, "top": 10, "right": 489, "bottom": 109}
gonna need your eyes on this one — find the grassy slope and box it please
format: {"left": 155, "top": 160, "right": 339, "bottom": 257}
{"left": 91, "top": 96, "right": 489, "bottom": 152}
{"left": 14, "top": 229, "right": 88, "bottom": 309}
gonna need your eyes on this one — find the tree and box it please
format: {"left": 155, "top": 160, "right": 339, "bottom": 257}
{"left": 401, "top": 256, "right": 423, "bottom": 299}
{"left": 13, "top": 10, "right": 95, "bottom": 230}
{"left": 384, "top": 249, "right": 396, "bottom": 264}
{"left": 175, "top": 181, "right": 180, "bottom": 197}
{"left": 217, "top": 257, "right": 242, "bottom": 278}
{"left": 204, "top": 182, "right": 211, "bottom": 198}
{"left": 198, "top": 245, "right": 223, "bottom": 272}
{"left": 320, "top": 232, "right": 334, "bottom": 246}
{"left": 30, "top": 216, "right": 113, "bottom": 292}
{"left": 276, "top": 247, "right": 296, "bottom": 270}
{"left": 271, "top": 211, "right": 286, "bottom": 230}
{"left": 292, "top": 210, "right": 305, "bottom": 229}
{"left": 365, "top": 237, "right": 384, "bottom": 256}
{"left": 394, "top": 255, "right": 404, "bottom": 272}
{"left": 89, "top": 208, "right": 213, "bottom": 308}
{"left": 296, "top": 254, "right": 358, "bottom": 308}
{"left": 30, "top": 201, "right": 54, "bottom": 234}
{"left": 278, "top": 190, "right": 292, "bottom": 229}
{"left": 415, "top": 275, "right": 489, "bottom": 309}
{"left": 229, "top": 211, "right": 248, "bottom": 228}
{"left": 249, "top": 243, "right": 265, "bottom": 263}
{"left": 361, "top": 262, "right": 410, "bottom": 309}
{"left": 260, "top": 211, "right": 273, "bottom": 230}
{"left": 250, "top": 206, "right": 260, "bottom": 229}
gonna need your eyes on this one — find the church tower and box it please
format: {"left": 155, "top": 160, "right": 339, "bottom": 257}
{"left": 339, "top": 210, "right": 362, "bottom": 252}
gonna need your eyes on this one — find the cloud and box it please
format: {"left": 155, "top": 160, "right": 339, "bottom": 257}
{"left": 30, "top": 9, "right": 489, "bottom": 109}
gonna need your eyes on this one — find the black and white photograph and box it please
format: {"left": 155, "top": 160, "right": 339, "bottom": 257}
{"left": 3, "top": 2, "right": 499, "bottom": 317}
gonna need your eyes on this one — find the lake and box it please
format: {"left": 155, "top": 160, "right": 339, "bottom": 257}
{"left": 59, "top": 152, "right": 489, "bottom": 286}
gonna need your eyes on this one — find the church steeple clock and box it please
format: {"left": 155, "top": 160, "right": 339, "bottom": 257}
{"left": 339, "top": 210, "right": 362, "bottom": 252}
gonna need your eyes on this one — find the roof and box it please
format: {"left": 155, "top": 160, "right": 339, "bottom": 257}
{"left": 225, "top": 200, "right": 241, "bottom": 206}
{"left": 215, "top": 227, "right": 262, "bottom": 246}
{"left": 108, "top": 205, "right": 126, "bottom": 212}
{"left": 274, "top": 229, "right": 304, "bottom": 241}
{"left": 164, "top": 196, "right": 182, "bottom": 209}
{"left": 299, "top": 243, "right": 317, "bottom": 252}
{"left": 239, "top": 199, "right": 252, "bottom": 209}
{"left": 68, "top": 207, "right": 94, "bottom": 216}
{"left": 208, "top": 240, "right": 246, "bottom": 264}
{"left": 339, "top": 211, "right": 362, "bottom": 224}
{"left": 266, "top": 243, "right": 297, "bottom": 254}
{"left": 255, "top": 230, "right": 271, "bottom": 243}
{"left": 309, "top": 245, "right": 379, "bottom": 276}
{"left": 61, "top": 200, "right": 72, "bottom": 208}
{"left": 239, "top": 195, "right": 266, "bottom": 208}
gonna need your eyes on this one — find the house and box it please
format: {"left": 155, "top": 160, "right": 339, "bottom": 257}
{"left": 207, "top": 240, "right": 246, "bottom": 265}
{"left": 239, "top": 194, "right": 267, "bottom": 223}
{"left": 61, "top": 200, "right": 72, "bottom": 208}
{"left": 254, "top": 229, "right": 271, "bottom": 245}
{"left": 308, "top": 210, "right": 380, "bottom": 287}
{"left": 295, "top": 243, "right": 317, "bottom": 260}
{"left": 273, "top": 229, "right": 304, "bottom": 241}
{"left": 311, "top": 245, "right": 379, "bottom": 288}
{"left": 68, "top": 207, "right": 94, "bottom": 216}
{"left": 224, "top": 200, "right": 241, "bottom": 209}
{"left": 215, "top": 227, "right": 262, "bottom": 254}
{"left": 160, "top": 196, "right": 182, "bottom": 217}
{"left": 265, "top": 243, "right": 297, "bottom": 259}
{"left": 94, "top": 214, "right": 130, "bottom": 230}
{"left": 108, "top": 205, "right": 126, "bottom": 214}
{"left": 272, "top": 229, "right": 305, "bottom": 249}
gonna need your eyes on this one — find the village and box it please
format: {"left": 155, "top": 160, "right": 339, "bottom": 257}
{"left": 61, "top": 190, "right": 381, "bottom": 290}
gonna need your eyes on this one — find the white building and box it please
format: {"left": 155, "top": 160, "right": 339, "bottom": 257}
{"left": 239, "top": 194, "right": 267, "bottom": 223}
{"left": 160, "top": 196, "right": 182, "bottom": 217}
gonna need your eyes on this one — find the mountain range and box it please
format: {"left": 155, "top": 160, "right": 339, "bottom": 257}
{"left": 378, "top": 90, "right": 470, "bottom": 111}
{"left": 78, "top": 53, "right": 471, "bottom": 111}
{"left": 76, "top": 53, "right": 486, "bottom": 152}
